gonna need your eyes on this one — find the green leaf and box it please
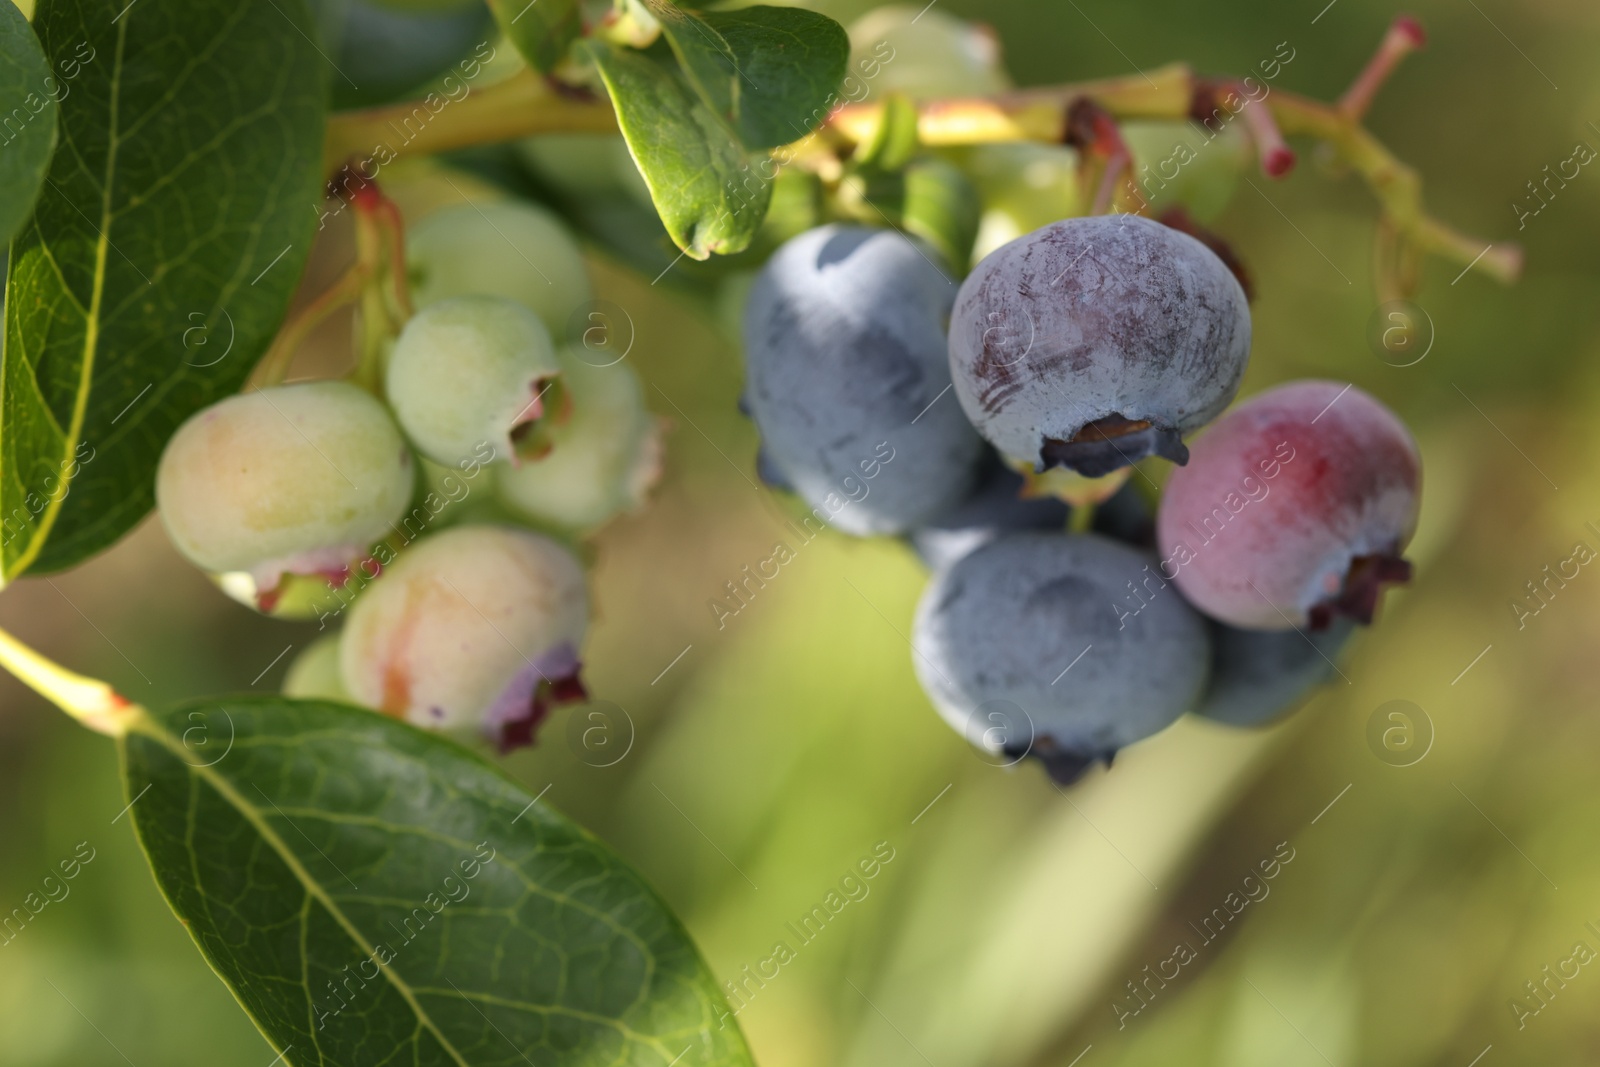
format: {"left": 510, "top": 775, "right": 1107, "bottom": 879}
{"left": 839, "top": 157, "right": 980, "bottom": 275}
{"left": 649, "top": 3, "right": 847, "bottom": 150}
{"left": 122, "top": 696, "right": 753, "bottom": 1067}
{"left": 0, "top": 2, "right": 57, "bottom": 244}
{"left": 1, "top": 0, "right": 327, "bottom": 579}
{"left": 583, "top": 40, "right": 769, "bottom": 260}
{"left": 485, "top": 0, "right": 581, "bottom": 74}
{"left": 854, "top": 92, "right": 919, "bottom": 173}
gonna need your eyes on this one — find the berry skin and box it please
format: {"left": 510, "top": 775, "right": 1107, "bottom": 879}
{"left": 386, "top": 294, "right": 562, "bottom": 468}
{"left": 407, "top": 200, "right": 592, "bottom": 335}
{"left": 340, "top": 525, "right": 588, "bottom": 749}
{"left": 1196, "top": 620, "right": 1353, "bottom": 727}
{"left": 912, "top": 531, "right": 1210, "bottom": 783}
{"left": 743, "top": 225, "right": 986, "bottom": 536}
{"left": 909, "top": 451, "right": 1072, "bottom": 571}
{"left": 948, "top": 214, "right": 1251, "bottom": 478}
{"left": 282, "top": 634, "right": 350, "bottom": 702}
{"left": 1156, "top": 380, "right": 1421, "bottom": 630}
{"left": 156, "top": 382, "right": 413, "bottom": 598}
{"left": 495, "top": 348, "right": 665, "bottom": 532}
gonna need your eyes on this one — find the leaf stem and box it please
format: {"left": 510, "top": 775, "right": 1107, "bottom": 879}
{"left": 0, "top": 626, "right": 141, "bottom": 737}
{"left": 351, "top": 206, "right": 393, "bottom": 394}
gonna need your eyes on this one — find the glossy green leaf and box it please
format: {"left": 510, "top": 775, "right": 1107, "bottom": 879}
{"left": 649, "top": 2, "right": 847, "bottom": 150}
{"left": 583, "top": 40, "right": 769, "bottom": 260}
{"left": 1, "top": 0, "right": 326, "bottom": 579}
{"left": 485, "top": 0, "right": 580, "bottom": 74}
{"left": 122, "top": 696, "right": 753, "bottom": 1067}
{"left": 0, "top": 2, "right": 56, "bottom": 244}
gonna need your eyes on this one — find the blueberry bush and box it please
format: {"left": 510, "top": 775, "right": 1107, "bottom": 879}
{"left": 0, "top": 1, "right": 1521, "bottom": 1064}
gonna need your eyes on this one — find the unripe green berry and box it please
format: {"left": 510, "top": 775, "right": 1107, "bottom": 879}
{"left": 386, "top": 294, "right": 563, "bottom": 468}
{"left": 340, "top": 525, "right": 589, "bottom": 747}
{"left": 407, "top": 200, "right": 592, "bottom": 336}
{"left": 847, "top": 5, "right": 1009, "bottom": 99}
{"left": 156, "top": 381, "right": 413, "bottom": 595}
{"left": 960, "top": 143, "right": 1084, "bottom": 262}
{"left": 214, "top": 569, "right": 364, "bottom": 621}
{"left": 495, "top": 348, "right": 664, "bottom": 532}
{"left": 1121, "top": 119, "right": 1251, "bottom": 223}
{"left": 283, "top": 634, "right": 350, "bottom": 702}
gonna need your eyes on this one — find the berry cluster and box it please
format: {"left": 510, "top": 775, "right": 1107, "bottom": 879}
{"left": 156, "top": 195, "right": 663, "bottom": 750}
{"left": 742, "top": 212, "right": 1420, "bottom": 784}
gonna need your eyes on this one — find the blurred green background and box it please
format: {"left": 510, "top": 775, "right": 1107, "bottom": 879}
{"left": 4, "top": 0, "right": 1600, "bottom": 1064}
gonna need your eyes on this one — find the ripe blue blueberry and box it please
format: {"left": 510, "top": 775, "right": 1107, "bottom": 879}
{"left": 910, "top": 451, "right": 1071, "bottom": 571}
{"left": 743, "top": 225, "right": 985, "bottom": 535}
{"left": 948, "top": 214, "right": 1250, "bottom": 478}
{"left": 912, "top": 531, "right": 1210, "bottom": 782}
{"left": 1196, "top": 620, "right": 1354, "bottom": 727}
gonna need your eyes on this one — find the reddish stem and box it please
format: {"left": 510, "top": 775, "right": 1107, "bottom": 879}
{"left": 1340, "top": 15, "right": 1428, "bottom": 120}
{"left": 1064, "top": 98, "right": 1147, "bottom": 214}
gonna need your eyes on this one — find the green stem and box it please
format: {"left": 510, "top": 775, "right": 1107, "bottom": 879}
{"left": 322, "top": 68, "right": 617, "bottom": 178}
{"left": 351, "top": 208, "right": 392, "bottom": 394}
{"left": 251, "top": 262, "right": 370, "bottom": 388}
{"left": 0, "top": 626, "right": 142, "bottom": 737}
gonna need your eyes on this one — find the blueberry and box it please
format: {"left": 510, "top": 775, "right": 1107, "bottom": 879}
{"left": 407, "top": 200, "right": 591, "bottom": 336}
{"left": 1156, "top": 380, "right": 1421, "bottom": 630}
{"left": 1091, "top": 479, "right": 1157, "bottom": 548}
{"left": 386, "top": 294, "right": 562, "bottom": 468}
{"left": 909, "top": 449, "right": 1071, "bottom": 571}
{"left": 742, "top": 225, "right": 986, "bottom": 535}
{"left": 1196, "top": 620, "right": 1353, "bottom": 727}
{"left": 948, "top": 214, "right": 1251, "bottom": 477}
{"left": 156, "top": 382, "right": 414, "bottom": 604}
{"left": 495, "top": 346, "right": 665, "bottom": 533}
{"left": 340, "top": 525, "right": 588, "bottom": 750}
{"left": 912, "top": 531, "right": 1210, "bottom": 783}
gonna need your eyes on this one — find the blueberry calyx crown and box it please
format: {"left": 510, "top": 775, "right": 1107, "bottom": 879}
{"left": 1309, "top": 552, "right": 1413, "bottom": 630}
{"left": 1003, "top": 735, "right": 1117, "bottom": 786}
{"left": 1040, "top": 415, "right": 1189, "bottom": 478}
{"left": 489, "top": 643, "right": 588, "bottom": 754}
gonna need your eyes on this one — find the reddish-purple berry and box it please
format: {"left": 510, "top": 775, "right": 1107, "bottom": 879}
{"left": 1156, "top": 380, "right": 1420, "bottom": 630}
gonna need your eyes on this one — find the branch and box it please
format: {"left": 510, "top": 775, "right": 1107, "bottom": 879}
{"left": 321, "top": 29, "right": 1520, "bottom": 286}
{"left": 829, "top": 61, "right": 1520, "bottom": 285}
{"left": 323, "top": 70, "right": 616, "bottom": 177}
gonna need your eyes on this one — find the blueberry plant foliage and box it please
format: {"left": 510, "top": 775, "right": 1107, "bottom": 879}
{"left": 2, "top": 0, "right": 325, "bottom": 577}
{"left": 0, "top": 0, "right": 55, "bottom": 243}
{"left": 0, "top": 1, "right": 1522, "bottom": 1065}
{"left": 125, "top": 696, "right": 745, "bottom": 1066}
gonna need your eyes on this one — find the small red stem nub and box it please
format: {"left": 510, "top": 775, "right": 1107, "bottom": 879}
{"left": 1340, "top": 15, "right": 1428, "bottom": 120}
